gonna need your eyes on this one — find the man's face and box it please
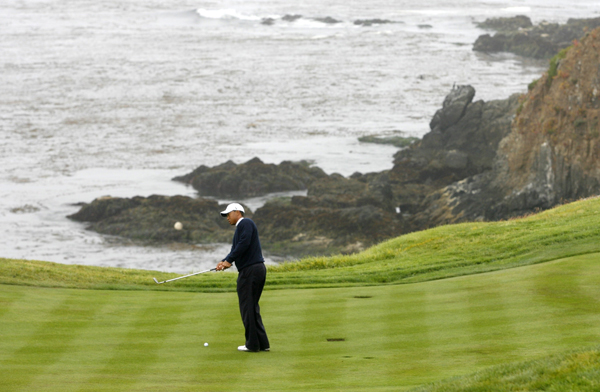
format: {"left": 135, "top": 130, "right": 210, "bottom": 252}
{"left": 226, "top": 210, "right": 242, "bottom": 225}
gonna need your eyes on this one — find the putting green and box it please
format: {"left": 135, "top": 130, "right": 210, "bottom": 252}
{"left": 1, "top": 253, "right": 599, "bottom": 391}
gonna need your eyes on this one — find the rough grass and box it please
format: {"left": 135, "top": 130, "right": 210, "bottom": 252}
{"left": 1, "top": 254, "right": 600, "bottom": 391}
{"left": 412, "top": 346, "right": 600, "bottom": 392}
{"left": 2, "top": 196, "right": 599, "bottom": 292}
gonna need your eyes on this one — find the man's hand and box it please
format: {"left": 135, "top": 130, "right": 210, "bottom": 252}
{"left": 216, "top": 261, "right": 232, "bottom": 271}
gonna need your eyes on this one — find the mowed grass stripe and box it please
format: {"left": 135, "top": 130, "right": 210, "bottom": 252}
{"left": 0, "top": 254, "right": 599, "bottom": 391}
{"left": 0, "top": 285, "right": 25, "bottom": 318}
{"left": 0, "top": 290, "right": 110, "bottom": 391}
{"left": 380, "top": 287, "right": 435, "bottom": 388}
{"left": 531, "top": 254, "right": 600, "bottom": 347}
{"left": 148, "top": 292, "right": 243, "bottom": 392}
{"left": 292, "top": 290, "right": 348, "bottom": 390}
{"left": 77, "top": 292, "right": 192, "bottom": 391}
{"left": 0, "top": 286, "right": 65, "bottom": 362}
{"left": 463, "top": 278, "right": 520, "bottom": 366}
{"left": 15, "top": 291, "right": 124, "bottom": 391}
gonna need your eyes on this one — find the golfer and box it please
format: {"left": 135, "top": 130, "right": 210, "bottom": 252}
{"left": 216, "top": 203, "right": 270, "bottom": 352}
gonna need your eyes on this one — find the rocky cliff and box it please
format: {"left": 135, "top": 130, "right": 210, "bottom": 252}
{"left": 387, "top": 85, "right": 519, "bottom": 224}
{"left": 415, "top": 27, "right": 600, "bottom": 226}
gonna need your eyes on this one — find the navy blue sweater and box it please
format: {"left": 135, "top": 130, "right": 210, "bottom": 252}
{"left": 223, "top": 218, "right": 264, "bottom": 271}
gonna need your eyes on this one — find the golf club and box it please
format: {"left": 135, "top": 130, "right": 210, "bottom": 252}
{"left": 153, "top": 268, "right": 217, "bottom": 284}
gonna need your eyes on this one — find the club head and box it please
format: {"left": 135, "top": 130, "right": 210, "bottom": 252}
{"left": 153, "top": 277, "right": 160, "bottom": 284}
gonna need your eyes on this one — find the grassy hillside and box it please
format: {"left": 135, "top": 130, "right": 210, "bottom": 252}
{"left": 1, "top": 253, "right": 599, "bottom": 391}
{"left": 1, "top": 196, "right": 599, "bottom": 292}
{"left": 2, "top": 197, "right": 600, "bottom": 390}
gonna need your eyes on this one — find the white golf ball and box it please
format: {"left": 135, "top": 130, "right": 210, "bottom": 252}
{"left": 174, "top": 222, "right": 183, "bottom": 230}
{"left": 204, "top": 342, "right": 209, "bottom": 347}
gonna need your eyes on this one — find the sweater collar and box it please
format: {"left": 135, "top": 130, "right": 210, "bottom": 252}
{"left": 235, "top": 217, "right": 245, "bottom": 226}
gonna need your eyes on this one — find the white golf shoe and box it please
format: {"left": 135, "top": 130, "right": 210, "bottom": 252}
{"left": 238, "top": 345, "right": 268, "bottom": 352}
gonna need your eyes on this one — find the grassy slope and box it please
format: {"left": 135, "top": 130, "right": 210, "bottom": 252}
{"left": 1, "top": 196, "right": 600, "bottom": 292}
{"left": 1, "top": 253, "right": 600, "bottom": 391}
{"left": 413, "top": 345, "right": 600, "bottom": 392}
{"left": 1, "top": 197, "right": 600, "bottom": 390}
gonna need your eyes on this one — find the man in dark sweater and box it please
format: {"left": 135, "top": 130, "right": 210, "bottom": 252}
{"left": 216, "top": 203, "right": 270, "bottom": 352}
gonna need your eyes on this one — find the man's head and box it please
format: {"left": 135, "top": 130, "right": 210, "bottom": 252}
{"left": 220, "top": 203, "right": 245, "bottom": 225}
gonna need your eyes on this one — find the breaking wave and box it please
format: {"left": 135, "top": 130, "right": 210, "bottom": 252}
{"left": 194, "top": 8, "right": 400, "bottom": 27}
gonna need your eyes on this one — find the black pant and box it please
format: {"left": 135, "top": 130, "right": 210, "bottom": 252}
{"left": 237, "top": 262, "right": 269, "bottom": 351}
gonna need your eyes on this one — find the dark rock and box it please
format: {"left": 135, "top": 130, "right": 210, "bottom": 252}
{"left": 473, "top": 33, "right": 507, "bottom": 53}
{"left": 429, "top": 85, "right": 476, "bottom": 132}
{"left": 68, "top": 195, "right": 237, "bottom": 244}
{"left": 251, "top": 171, "right": 405, "bottom": 256}
{"left": 444, "top": 150, "right": 468, "bottom": 170}
{"left": 389, "top": 85, "right": 519, "bottom": 221}
{"left": 261, "top": 18, "right": 276, "bottom": 26}
{"left": 314, "top": 16, "right": 342, "bottom": 24}
{"left": 173, "top": 157, "right": 328, "bottom": 198}
{"left": 282, "top": 14, "right": 302, "bottom": 22}
{"left": 68, "top": 196, "right": 141, "bottom": 222}
{"left": 474, "top": 31, "right": 560, "bottom": 59}
{"left": 477, "top": 15, "right": 533, "bottom": 32}
{"left": 354, "top": 19, "right": 394, "bottom": 26}
{"left": 254, "top": 198, "right": 403, "bottom": 257}
{"left": 473, "top": 16, "right": 600, "bottom": 59}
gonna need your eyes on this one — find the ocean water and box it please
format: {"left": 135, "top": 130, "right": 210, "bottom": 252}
{"left": 1, "top": 0, "right": 598, "bottom": 273}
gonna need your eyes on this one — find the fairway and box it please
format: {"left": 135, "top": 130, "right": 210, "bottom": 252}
{"left": 1, "top": 253, "right": 599, "bottom": 391}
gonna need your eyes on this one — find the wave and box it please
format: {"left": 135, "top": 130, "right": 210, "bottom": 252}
{"left": 194, "top": 8, "right": 400, "bottom": 28}
{"left": 195, "top": 8, "right": 267, "bottom": 21}
{"left": 501, "top": 7, "right": 532, "bottom": 13}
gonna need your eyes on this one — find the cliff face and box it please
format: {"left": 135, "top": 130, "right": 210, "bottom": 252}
{"left": 415, "top": 27, "right": 600, "bottom": 226}
{"left": 388, "top": 85, "right": 519, "bottom": 222}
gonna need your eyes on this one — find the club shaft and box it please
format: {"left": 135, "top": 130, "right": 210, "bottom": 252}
{"left": 156, "top": 268, "right": 216, "bottom": 284}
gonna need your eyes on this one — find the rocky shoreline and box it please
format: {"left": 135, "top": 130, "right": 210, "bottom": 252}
{"left": 69, "top": 21, "right": 600, "bottom": 259}
{"left": 473, "top": 15, "right": 600, "bottom": 59}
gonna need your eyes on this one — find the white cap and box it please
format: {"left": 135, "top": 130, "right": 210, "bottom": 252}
{"left": 220, "top": 203, "right": 245, "bottom": 217}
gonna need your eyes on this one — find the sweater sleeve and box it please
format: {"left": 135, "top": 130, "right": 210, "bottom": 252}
{"left": 224, "top": 220, "right": 252, "bottom": 263}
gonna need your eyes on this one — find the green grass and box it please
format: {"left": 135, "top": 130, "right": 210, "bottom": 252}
{"left": 546, "top": 47, "right": 570, "bottom": 87}
{"left": 2, "top": 196, "right": 600, "bottom": 390}
{"left": 2, "top": 196, "right": 599, "bottom": 292}
{"left": 413, "top": 346, "right": 600, "bottom": 391}
{"left": 1, "top": 253, "right": 599, "bottom": 391}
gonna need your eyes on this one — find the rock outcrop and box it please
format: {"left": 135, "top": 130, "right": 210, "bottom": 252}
{"left": 68, "top": 195, "right": 235, "bottom": 244}
{"left": 417, "top": 27, "right": 600, "bottom": 226}
{"left": 476, "top": 15, "right": 533, "bottom": 32}
{"left": 66, "top": 86, "right": 520, "bottom": 256}
{"left": 254, "top": 171, "right": 404, "bottom": 256}
{"left": 387, "top": 85, "right": 520, "bottom": 220}
{"left": 173, "top": 157, "right": 328, "bottom": 198}
{"left": 474, "top": 16, "right": 600, "bottom": 59}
